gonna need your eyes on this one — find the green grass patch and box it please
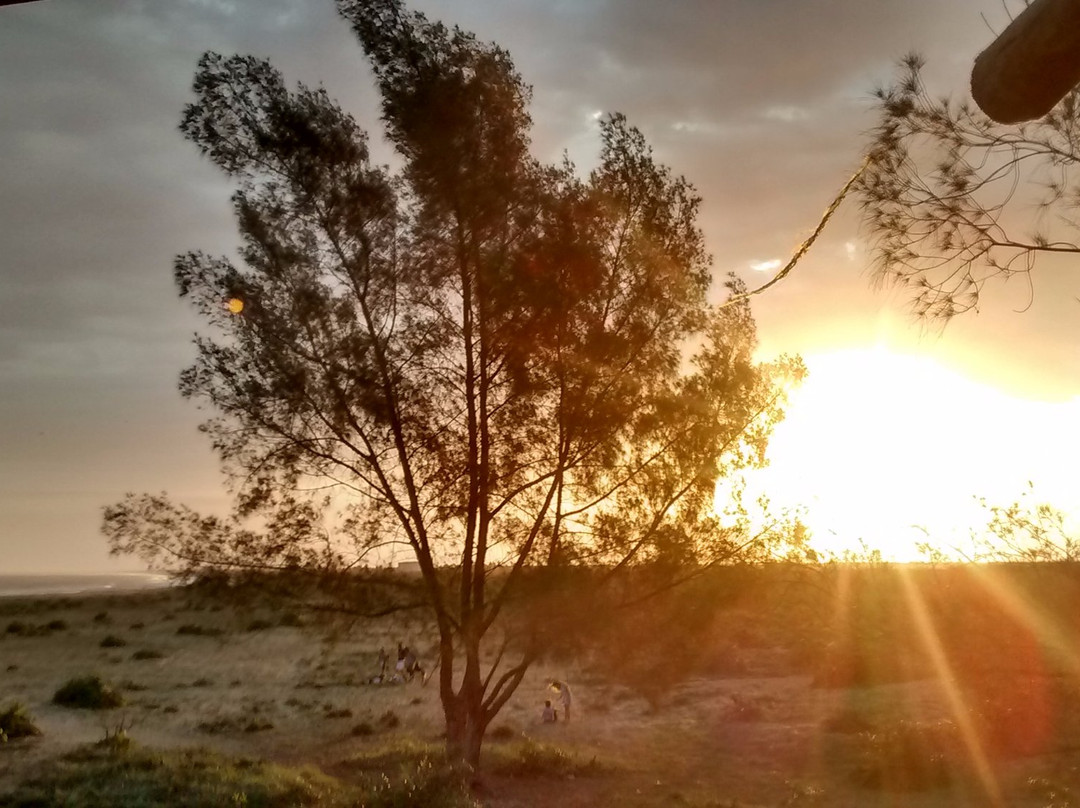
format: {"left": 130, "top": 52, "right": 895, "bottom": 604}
{"left": 0, "top": 742, "right": 353, "bottom": 807}
{"left": 485, "top": 738, "right": 609, "bottom": 779}
{"left": 0, "top": 740, "right": 479, "bottom": 808}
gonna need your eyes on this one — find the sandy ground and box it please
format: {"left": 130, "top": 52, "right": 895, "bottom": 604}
{"left": 0, "top": 586, "right": 1076, "bottom": 807}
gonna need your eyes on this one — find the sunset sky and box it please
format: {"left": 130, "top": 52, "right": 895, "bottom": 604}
{"left": 2, "top": 0, "right": 1077, "bottom": 572}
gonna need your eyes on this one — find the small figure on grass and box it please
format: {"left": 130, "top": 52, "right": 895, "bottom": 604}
{"left": 402, "top": 647, "right": 424, "bottom": 682}
{"left": 541, "top": 699, "right": 558, "bottom": 723}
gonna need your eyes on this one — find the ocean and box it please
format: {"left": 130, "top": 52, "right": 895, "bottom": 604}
{"left": 0, "top": 573, "right": 173, "bottom": 598}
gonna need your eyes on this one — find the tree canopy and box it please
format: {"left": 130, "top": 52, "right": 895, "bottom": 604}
{"left": 103, "top": 0, "right": 802, "bottom": 768}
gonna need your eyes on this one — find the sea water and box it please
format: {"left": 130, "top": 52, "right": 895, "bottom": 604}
{"left": 0, "top": 573, "right": 172, "bottom": 598}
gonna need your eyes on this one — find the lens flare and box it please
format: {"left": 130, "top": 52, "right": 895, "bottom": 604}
{"left": 226, "top": 298, "right": 244, "bottom": 314}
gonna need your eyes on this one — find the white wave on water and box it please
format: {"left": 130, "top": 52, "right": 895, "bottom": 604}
{"left": 0, "top": 573, "right": 173, "bottom": 598}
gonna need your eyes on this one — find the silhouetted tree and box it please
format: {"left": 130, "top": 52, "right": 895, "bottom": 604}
{"left": 103, "top": 0, "right": 802, "bottom": 769}
{"left": 859, "top": 54, "right": 1080, "bottom": 319}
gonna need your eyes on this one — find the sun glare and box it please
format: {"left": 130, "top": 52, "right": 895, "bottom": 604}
{"left": 735, "top": 347, "right": 1080, "bottom": 561}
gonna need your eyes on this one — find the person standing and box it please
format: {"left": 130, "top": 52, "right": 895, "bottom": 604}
{"left": 550, "top": 680, "right": 572, "bottom": 722}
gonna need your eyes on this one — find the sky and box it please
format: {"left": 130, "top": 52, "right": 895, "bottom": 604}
{"left": 1, "top": 0, "right": 1077, "bottom": 572}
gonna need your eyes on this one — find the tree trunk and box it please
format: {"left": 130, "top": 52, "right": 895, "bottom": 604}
{"left": 445, "top": 697, "right": 486, "bottom": 771}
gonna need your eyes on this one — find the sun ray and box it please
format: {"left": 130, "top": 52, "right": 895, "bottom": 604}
{"left": 896, "top": 565, "right": 1004, "bottom": 805}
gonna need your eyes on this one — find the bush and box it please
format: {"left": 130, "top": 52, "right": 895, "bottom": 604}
{"left": 246, "top": 619, "right": 274, "bottom": 632}
{"left": 176, "top": 624, "right": 223, "bottom": 637}
{"left": 45, "top": 619, "right": 68, "bottom": 631}
{"left": 99, "top": 635, "right": 127, "bottom": 648}
{"left": 92, "top": 612, "right": 110, "bottom": 624}
{"left": 278, "top": 612, "right": 305, "bottom": 628}
{"left": 131, "top": 649, "right": 165, "bottom": 661}
{"left": 0, "top": 702, "right": 42, "bottom": 741}
{"left": 53, "top": 675, "right": 124, "bottom": 710}
{"left": 352, "top": 722, "right": 376, "bottom": 736}
{"left": 488, "top": 724, "right": 517, "bottom": 741}
{"left": 379, "top": 710, "right": 400, "bottom": 729}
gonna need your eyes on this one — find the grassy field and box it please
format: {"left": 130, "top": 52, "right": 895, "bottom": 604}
{"left": 3, "top": 564, "right": 1080, "bottom": 806}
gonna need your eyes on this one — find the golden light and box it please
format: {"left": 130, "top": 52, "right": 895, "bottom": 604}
{"left": 731, "top": 347, "right": 1080, "bottom": 561}
{"left": 226, "top": 297, "right": 244, "bottom": 314}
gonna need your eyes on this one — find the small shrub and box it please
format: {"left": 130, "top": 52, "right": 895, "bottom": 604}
{"left": 176, "top": 624, "right": 224, "bottom": 637}
{"left": 378, "top": 710, "right": 400, "bottom": 729}
{"left": 198, "top": 718, "right": 234, "bottom": 734}
{"left": 100, "top": 635, "right": 127, "bottom": 648}
{"left": 351, "top": 722, "right": 376, "bottom": 736}
{"left": 53, "top": 675, "right": 124, "bottom": 710}
{"left": 247, "top": 619, "right": 274, "bottom": 632}
{"left": 192, "top": 677, "right": 214, "bottom": 688}
{"left": 278, "top": 612, "right": 304, "bottom": 628}
{"left": 325, "top": 708, "right": 353, "bottom": 719}
{"left": 129, "top": 622, "right": 145, "bottom": 630}
{"left": 92, "top": 612, "right": 110, "bottom": 624}
{"left": 131, "top": 649, "right": 165, "bottom": 661}
{"left": 119, "top": 680, "right": 148, "bottom": 692}
{"left": 5, "top": 621, "right": 28, "bottom": 636}
{"left": 244, "top": 719, "right": 274, "bottom": 733}
{"left": 45, "top": 619, "right": 68, "bottom": 631}
{"left": 488, "top": 724, "right": 517, "bottom": 741}
{"left": 0, "top": 702, "right": 42, "bottom": 741}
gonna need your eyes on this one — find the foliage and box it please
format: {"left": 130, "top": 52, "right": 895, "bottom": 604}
{"left": 52, "top": 676, "right": 124, "bottom": 710}
{"left": 101, "top": 0, "right": 801, "bottom": 767}
{"left": 131, "top": 649, "right": 166, "bottom": 661}
{"left": 99, "top": 635, "right": 126, "bottom": 648}
{"left": 859, "top": 54, "right": 1080, "bottom": 319}
{"left": 0, "top": 702, "right": 41, "bottom": 743}
{"left": 973, "top": 483, "right": 1079, "bottom": 562}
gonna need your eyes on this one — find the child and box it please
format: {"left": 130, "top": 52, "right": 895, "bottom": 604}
{"left": 541, "top": 699, "right": 558, "bottom": 723}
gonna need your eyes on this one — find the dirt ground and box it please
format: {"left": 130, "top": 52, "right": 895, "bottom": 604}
{"left": 1, "top": 585, "right": 1078, "bottom": 807}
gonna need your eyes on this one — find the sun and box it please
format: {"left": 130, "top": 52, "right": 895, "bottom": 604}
{"left": 731, "top": 347, "right": 1080, "bottom": 562}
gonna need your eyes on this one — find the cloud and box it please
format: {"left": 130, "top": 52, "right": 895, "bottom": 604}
{"left": 749, "top": 258, "right": 783, "bottom": 273}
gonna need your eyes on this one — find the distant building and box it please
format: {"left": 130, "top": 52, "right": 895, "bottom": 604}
{"left": 396, "top": 560, "right": 422, "bottom": 576}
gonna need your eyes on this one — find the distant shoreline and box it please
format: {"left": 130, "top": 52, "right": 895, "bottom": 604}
{"left": 0, "top": 573, "right": 173, "bottom": 599}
